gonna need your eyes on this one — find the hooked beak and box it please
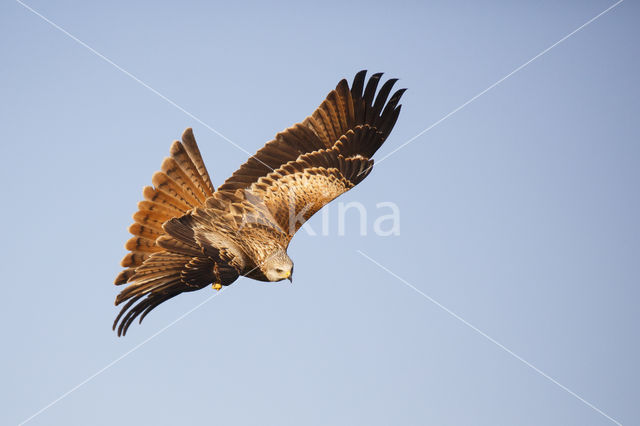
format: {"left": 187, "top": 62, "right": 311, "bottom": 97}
{"left": 285, "top": 270, "right": 292, "bottom": 283}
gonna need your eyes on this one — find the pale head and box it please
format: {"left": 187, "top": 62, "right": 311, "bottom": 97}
{"left": 262, "top": 247, "right": 294, "bottom": 282}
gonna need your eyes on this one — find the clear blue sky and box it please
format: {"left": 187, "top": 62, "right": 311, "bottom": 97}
{"left": 1, "top": 1, "right": 638, "bottom": 425}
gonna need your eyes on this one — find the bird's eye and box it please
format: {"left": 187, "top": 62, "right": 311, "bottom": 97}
{"left": 275, "top": 268, "right": 283, "bottom": 273}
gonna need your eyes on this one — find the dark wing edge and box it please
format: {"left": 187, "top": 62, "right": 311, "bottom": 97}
{"left": 218, "top": 70, "right": 405, "bottom": 193}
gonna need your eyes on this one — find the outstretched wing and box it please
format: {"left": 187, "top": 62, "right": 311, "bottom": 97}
{"left": 218, "top": 70, "right": 405, "bottom": 193}
{"left": 113, "top": 128, "right": 239, "bottom": 336}
{"left": 222, "top": 70, "right": 405, "bottom": 242}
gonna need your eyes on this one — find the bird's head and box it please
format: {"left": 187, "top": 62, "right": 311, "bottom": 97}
{"left": 262, "top": 248, "right": 294, "bottom": 282}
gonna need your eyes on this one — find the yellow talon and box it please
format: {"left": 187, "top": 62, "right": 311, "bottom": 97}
{"left": 212, "top": 283, "right": 222, "bottom": 291}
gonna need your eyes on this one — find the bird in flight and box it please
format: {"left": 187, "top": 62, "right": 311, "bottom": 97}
{"left": 113, "top": 70, "right": 405, "bottom": 335}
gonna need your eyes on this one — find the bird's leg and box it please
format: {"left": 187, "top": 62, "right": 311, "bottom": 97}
{"left": 212, "top": 262, "right": 222, "bottom": 291}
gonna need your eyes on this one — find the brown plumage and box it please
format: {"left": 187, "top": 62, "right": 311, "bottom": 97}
{"left": 113, "top": 70, "right": 405, "bottom": 335}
